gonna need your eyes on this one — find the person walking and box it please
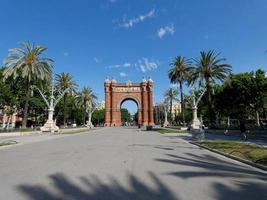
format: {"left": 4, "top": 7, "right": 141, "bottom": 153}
{"left": 239, "top": 120, "right": 247, "bottom": 141}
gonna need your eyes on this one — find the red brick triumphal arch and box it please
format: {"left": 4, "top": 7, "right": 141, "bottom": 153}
{"left": 104, "top": 77, "right": 154, "bottom": 127}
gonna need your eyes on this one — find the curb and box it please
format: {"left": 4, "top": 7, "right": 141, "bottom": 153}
{"left": 190, "top": 141, "right": 267, "bottom": 172}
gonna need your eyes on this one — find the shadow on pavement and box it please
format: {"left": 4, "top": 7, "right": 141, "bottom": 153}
{"left": 155, "top": 153, "right": 267, "bottom": 181}
{"left": 17, "top": 172, "right": 177, "bottom": 200}
{"left": 154, "top": 152, "right": 267, "bottom": 199}
{"left": 211, "top": 181, "right": 267, "bottom": 200}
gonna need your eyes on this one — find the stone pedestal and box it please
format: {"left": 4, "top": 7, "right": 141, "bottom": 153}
{"left": 40, "top": 109, "right": 59, "bottom": 133}
{"left": 86, "top": 121, "right": 94, "bottom": 129}
{"left": 191, "top": 118, "right": 202, "bottom": 129}
{"left": 190, "top": 106, "right": 202, "bottom": 129}
{"left": 40, "top": 120, "right": 59, "bottom": 133}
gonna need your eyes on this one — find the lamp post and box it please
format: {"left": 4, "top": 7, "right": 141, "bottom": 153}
{"left": 30, "top": 81, "right": 70, "bottom": 133}
{"left": 85, "top": 101, "right": 97, "bottom": 129}
{"left": 163, "top": 100, "right": 169, "bottom": 127}
{"left": 189, "top": 87, "right": 206, "bottom": 130}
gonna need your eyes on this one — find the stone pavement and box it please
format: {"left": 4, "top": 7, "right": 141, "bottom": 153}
{"left": 0, "top": 127, "right": 266, "bottom": 200}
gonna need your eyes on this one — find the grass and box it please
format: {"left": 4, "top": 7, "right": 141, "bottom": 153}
{"left": 153, "top": 128, "right": 178, "bottom": 134}
{"left": 0, "top": 141, "right": 18, "bottom": 147}
{"left": 197, "top": 141, "right": 267, "bottom": 166}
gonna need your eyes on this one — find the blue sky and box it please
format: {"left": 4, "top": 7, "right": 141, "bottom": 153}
{"left": 1, "top": 0, "right": 267, "bottom": 114}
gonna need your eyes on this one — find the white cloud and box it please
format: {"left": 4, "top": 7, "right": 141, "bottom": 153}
{"left": 157, "top": 24, "right": 175, "bottom": 38}
{"left": 63, "top": 52, "right": 69, "bottom": 56}
{"left": 120, "top": 9, "right": 155, "bottom": 28}
{"left": 136, "top": 58, "right": 159, "bottom": 73}
{"left": 107, "top": 58, "right": 159, "bottom": 74}
{"left": 139, "top": 65, "right": 146, "bottom": 73}
{"left": 108, "top": 64, "right": 120, "bottom": 69}
{"left": 94, "top": 57, "right": 101, "bottom": 63}
{"left": 120, "top": 72, "right": 127, "bottom": 77}
{"left": 124, "top": 62, "right": 131, "bottom": 67}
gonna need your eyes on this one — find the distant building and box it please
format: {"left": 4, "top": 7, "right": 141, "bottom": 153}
{"left": 171, "top": 102, "right": 181, "bottom": 118}
{"left": 0, "top": 106, "right": 21, "bottom": 129}
{"left": 153, "top": 103, "right": 165, "bottom": 125}
{"left": 96, "top": 100, "right": 105, "bottom": 110}
{"left": 153, "top": 101, "right": 181, "bottom": 124}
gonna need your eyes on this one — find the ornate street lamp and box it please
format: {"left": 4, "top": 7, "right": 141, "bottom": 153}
{"left": 188, "top": 87, "right": 206, "bottom": 130}
{"left": 30, "top": 79, "right": 70, "bottom": 133}
{"left": 163, "top": 99, "right": 169, "bottom": 127}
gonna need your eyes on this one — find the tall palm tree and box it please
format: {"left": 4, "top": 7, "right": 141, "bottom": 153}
{"left": 76, "top": 86, "right": 97, "bottom": 126}
{"left": 191, "top": 50, "right": 232, "bottom": 123}
{"left": 55, "top": 72, "right": 78, "bottom": 127}
{"left": 164, "top": 87, "right": 179, "bottom": 121}
{"left": 3, "top": 42, "right": 53, "bottom": 128}
{"left": 168, "top": 56, "right": 192, "bottom": 125}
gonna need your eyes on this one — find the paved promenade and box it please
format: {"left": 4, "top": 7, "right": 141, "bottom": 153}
{"left": 0, "top": 127, "right": 266, "bottom": 200}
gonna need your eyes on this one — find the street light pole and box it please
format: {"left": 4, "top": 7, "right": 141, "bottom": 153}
{"left": 30, "top": 81, "right": 70, "bottom": 133}
{"left": 189, "top": 87, "right": 206, "bottom": 130}
{"left": 163, "top": 100, "right": 169, "bottom": 127}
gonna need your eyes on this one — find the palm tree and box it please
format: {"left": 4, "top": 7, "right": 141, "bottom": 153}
{"left": 55, "top": 72, "right": 78, "bottom": 127}
{"left": 190, "top": 50, "right": 232, "bottom": 123}
{"left": 3, "top": 42, "right": 53, "bottom": 128}
{"left": 168, "top": 56, "right": 192, "bottom": 125}
{"left": 76, "top": 86, "right": 97, "bottom": 127}
{"left": 164, "top": 87, "right": 179, "bottom": 122}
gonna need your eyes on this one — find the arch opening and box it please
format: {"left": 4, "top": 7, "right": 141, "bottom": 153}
{"left": 120, "top": 98, "right": 138, "bottom": 126}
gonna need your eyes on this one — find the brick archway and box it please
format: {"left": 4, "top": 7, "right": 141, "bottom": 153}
{"left": 104, "top": 78, "right": 154, "bottom": 127}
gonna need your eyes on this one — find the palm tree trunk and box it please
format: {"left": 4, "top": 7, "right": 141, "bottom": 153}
{"left": 83, "top": 110, "right": 86, "bottom": 125}
{"left": 63, "top": 94, "right": 67, "bottom": 127}
{"left": 256, "top": 110, "right": 260, "bottom": 127}
{"left": 88, "top": 111, "right": 92, "bottom": 128}
{"left": 170, "top": 97, "right": 173, "bottom": 122}
{"left": 22, "top": 80, "right": 30, "bottom": 128}
{"left": 179, "top": 81, "right": 185, "bottom": 126}
{"left": 206, "top": 80, "right": 215, "bottom": 126}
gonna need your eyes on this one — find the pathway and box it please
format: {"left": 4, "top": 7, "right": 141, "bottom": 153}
{"left": 0, "top": 127, "right": 266, "bottom": 200}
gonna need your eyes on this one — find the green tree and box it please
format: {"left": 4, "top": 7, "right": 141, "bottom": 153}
{"left": 190, "top": 50, "right": 231, "bottom": 124}
{"left": 55, "top": 72, "right": 78, "bottom": 127}
{"left": 92, "top": 109, "right": 105, "bottom": 126}
{"left": 168, "top": 56, "right": 192, "bottom": 125}
{"left": 3, "top": 42, "right": 53, "bottom": 128}
{"left": 251, "top": 69, "right": 267, "bottom": 126}
{"left": 121, "top": 108, "right": 131, "bottom": 124}
{"left": 0, "top": 69, "right": 16, "bottom": 110}
{"left": 164, "top": 87, "right": 179, "bottom": 122}
{"left": 213, "top": 70, "right": 267, "bottom": 127}
{"left": 75, "top": 86, "right": 97, "bottom": 126}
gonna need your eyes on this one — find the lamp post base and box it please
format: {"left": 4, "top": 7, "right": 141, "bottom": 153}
{"left": 190, "top": 118, "right": 205, "bottom": 140}
{"left": 40, "top": 120, "right": 59, "bottom": 133}
{"left": 163, "top": 121, "right": 169, "bottom": 127}
{"left": 190, "top": 118, "right": 202, "bottom": 130}
{"left": 86, "top": 122, "right": 94, "bottom": 129}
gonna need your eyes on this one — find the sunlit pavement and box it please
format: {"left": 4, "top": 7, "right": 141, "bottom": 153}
{"left": 0, "top": 127, "right": 266, "bottom": 200}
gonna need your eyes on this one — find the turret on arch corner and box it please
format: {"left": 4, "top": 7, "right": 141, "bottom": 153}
{"left": 104, "top": 77, "right": 154, "bottom": 127}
